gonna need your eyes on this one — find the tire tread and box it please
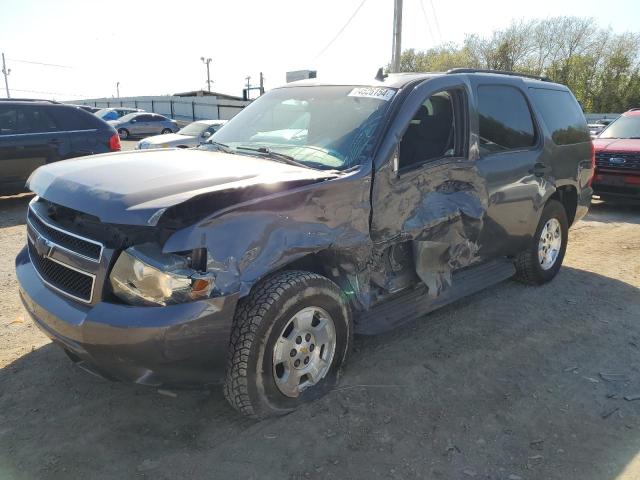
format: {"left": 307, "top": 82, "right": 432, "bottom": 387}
{"left": 223, "top": 271, "right": 337, "bottom": 418}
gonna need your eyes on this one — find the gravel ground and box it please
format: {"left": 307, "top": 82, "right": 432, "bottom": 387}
{"left": 0, "top": 196, "right": 639, "bottom": 480}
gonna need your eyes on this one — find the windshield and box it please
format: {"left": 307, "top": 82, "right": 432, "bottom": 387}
{"left": 206, "top": 85, "right": 395, "bottom": 170}
{"left": 178, "top": 122, "right": 209, "bottom": 136}
{"left": 118, "top": 113, "right": 139, "bottom": 123}
{"left": 599, "top": 115, "right": 640, "bottom": 139}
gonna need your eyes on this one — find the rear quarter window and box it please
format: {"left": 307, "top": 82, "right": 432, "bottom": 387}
{"left": 529, "top": 88, "right": 590, "bottom": 145}
{"left": 47, "top": 106, "right": 105, "bottom": 131}
{"left": 477, "top": 85, "right": 537, "bottom": 155}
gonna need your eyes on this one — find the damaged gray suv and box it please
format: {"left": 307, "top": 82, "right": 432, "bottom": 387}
{"left": 16, "top": 69, "right": 594, "bottom": 418}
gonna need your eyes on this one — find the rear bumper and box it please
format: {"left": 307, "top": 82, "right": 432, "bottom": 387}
{"left": 16, "top": 246, "right": 238, "bottom": 387}
{"left": 573, "top": 185, "right": 592, "bottom": 224}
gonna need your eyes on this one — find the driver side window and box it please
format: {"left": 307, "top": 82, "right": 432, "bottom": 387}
{"left": 399, "top": 90, "right": 457, "bottom": 170}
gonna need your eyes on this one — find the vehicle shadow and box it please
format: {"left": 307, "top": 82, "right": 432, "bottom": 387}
{"left": 1, "top": 266, "right": 640, "bottom": 479}
{"left": 586, "top": 198, "right": 640, "bottom": 225}
{"left": 0, "top": 193, "right": 32, "bottom": 228}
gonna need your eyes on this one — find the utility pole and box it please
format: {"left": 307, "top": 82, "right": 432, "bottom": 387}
{"left": 259, "top": 72, "right": 265, "bottom": 95}
{"left": 1, "top": 53, "right": 10, "bottom": 98}
{"left": 201, "top": 57, "right": 212, "bottom": 92}
{"left": 116, "top": 81, "right": 120, "bottom": 99}
{"left": 390, "top": 0, "right": 403, "bottom": 73}
{"left": 245, "top": 76, "right": 251, "bottom": 97}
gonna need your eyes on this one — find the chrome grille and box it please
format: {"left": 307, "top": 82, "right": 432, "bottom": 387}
{"left": 595, "top": 152, "right": 640, "bottom": 171}
{"left": 27, "top": 209, "right": 102, "bottom": 261}
{"left": 27, "top": 240, "right": 94, "bottom": 302}
{"left": 26, "top": 203, "right": 103, "bottom": 303}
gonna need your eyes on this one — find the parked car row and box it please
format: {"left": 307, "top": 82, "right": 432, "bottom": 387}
{"left": 0, "top": 99, "right": 120, "bottom": 195}
{"left": 136, "top": 119, "right": 226, "bottom": 149}
{"left": 0, "top": 99, "right": 228, "bottom": 195}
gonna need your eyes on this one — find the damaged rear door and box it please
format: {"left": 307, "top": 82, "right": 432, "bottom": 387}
{"left": 370, "top": 75, "right": 488, "bottom": 298}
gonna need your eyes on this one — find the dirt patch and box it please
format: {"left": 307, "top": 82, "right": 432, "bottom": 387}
{"left": 1, "top": 198, "right": 640, "bottom": 479}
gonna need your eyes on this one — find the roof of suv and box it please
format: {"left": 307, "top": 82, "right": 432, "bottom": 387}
{"left": 282, "top": 69, "right": 566, "bottom": 91}
{"left": 0, "top": 98, "right": 61, "bottom": 105}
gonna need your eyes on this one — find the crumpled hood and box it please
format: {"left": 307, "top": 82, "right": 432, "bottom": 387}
{"left": 27, "top": 148, "right": 337, "bottom": 226}
{"left": 593, "top": 138, "right": 640, "bottom": 153}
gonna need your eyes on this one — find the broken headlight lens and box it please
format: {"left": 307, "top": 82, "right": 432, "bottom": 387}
{"left": 109, "top": 244, "right": 214, "bottom": 306}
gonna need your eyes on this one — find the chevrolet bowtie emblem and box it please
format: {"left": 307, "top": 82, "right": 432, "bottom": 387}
{"left": 35, "top": 234, "right": 55, "bottom": 259}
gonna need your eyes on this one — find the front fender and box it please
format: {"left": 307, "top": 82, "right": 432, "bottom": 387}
{"left": 162, "top": 170, "right": 373, "bottom": 298}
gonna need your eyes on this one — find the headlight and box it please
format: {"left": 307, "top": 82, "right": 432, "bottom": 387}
{"left": 109, "top": 244, "right": 214, "bottom": 306}
{"left": 137, "top": 142, "right": 147, "bottom": 150}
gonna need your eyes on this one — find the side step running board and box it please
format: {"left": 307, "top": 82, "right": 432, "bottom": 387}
{"left": 355, "top": 259, "right": 516, "bottom": 335}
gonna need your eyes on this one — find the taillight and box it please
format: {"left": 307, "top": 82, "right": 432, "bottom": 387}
{"left": 587, "top": 141, "right": 596, "bottom": 186}
{"left": 109, "top": 133, "right": 121, "bottom": 152}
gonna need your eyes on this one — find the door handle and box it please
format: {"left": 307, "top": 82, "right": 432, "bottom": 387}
{"left": 531, "top": 162, "right": 552, "bottom": 177}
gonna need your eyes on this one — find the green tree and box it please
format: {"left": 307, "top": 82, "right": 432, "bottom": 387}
{"left": 396, "top": 16, "right": 640, "bottom": 113}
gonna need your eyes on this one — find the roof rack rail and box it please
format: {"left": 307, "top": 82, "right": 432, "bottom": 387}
{"left": 446, "top": 68, "right": 551, "bottom": 82}
{"left": 0, "top": 98, "right": 60, "bottom": 103}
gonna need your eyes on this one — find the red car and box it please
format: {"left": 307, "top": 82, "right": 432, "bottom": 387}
{"left": 592, "top": 108, "right": 640, "bottom": 199}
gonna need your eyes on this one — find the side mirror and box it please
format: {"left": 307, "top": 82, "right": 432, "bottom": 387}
{"left": 202, "top": 131, "right": 211, "bottom": 138}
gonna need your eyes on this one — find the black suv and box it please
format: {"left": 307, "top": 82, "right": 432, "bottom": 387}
{"left": 0, "top": 99, "right": 120, "bottom": 195}
{"left": 16, "top": 70, "right": 593, "bottom": 418}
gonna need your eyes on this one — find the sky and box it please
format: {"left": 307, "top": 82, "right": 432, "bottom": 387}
{"left": 1, "top": 0, "right": 639, "bottom": 101}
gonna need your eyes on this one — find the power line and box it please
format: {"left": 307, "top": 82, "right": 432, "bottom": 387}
{"left": 8, "top": 58, "right": 74, "bottom": 69}
{"left": 428, "top": 0, "right": 442, "bottom": 44}
{"left": 11, "top": 88, "right": 97, "bottom": 98}
{"left": 314, "top": 0, "right": 368, "bottom": 60}
{"left": 419, "top": 0, "right": 435, "bottom": 47}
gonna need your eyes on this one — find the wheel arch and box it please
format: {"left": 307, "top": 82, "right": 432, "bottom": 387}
{"left": 549, "top": 184, "right": 578, "bottom": 226}
{"left": 239, "top": 250, "right": 363, "bottom": 311}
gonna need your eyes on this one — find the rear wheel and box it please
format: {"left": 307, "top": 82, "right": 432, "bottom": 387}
{"left": 118, "top": 128, "right": 129, "bottom": 140}
{"left": 515, "top": 199, "right": 568, "bottom": 285}
{"left": 223, "top": 271, "right": 352, "bottom": 419}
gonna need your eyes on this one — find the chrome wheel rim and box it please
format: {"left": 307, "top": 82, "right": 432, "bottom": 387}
{"left": 272, "top": 306, "right": 336, "bottom": 398}
{"left": 538, "top": 218, "right": 562, "bottom": 270}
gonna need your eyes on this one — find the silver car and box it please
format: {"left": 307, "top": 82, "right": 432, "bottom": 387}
{"left": 109, "top": 113, "right": 178, "bottom": 139}
{"left": 136, "top": 120, "right": 227, "bottom": 149}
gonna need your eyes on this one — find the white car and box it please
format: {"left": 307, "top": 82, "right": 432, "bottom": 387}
{"left": 136, "top": 119, "right": 227, "bottom": 149}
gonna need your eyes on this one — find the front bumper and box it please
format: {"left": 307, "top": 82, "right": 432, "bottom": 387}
{"left": 16, "top": 246, "right": 238, "bottom": 387}
{"left": 592, "top": 172, "right": 640, "bottom": 199}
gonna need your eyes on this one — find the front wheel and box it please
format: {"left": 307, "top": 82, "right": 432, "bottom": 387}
{"left": 161, "top": 128, "right": 172, "bottom": 134}
{"left": 224, "top": 271, "right": 353, "bottom": 419}
{"left": 515, "top": 199, "right": 568, "bottom": 284}
{"left": 118, "top": 128, "right": 129, "bottom": 140}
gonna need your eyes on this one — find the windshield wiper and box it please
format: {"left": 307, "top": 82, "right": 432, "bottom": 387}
{"left": 235, "top": 145, "right": 313, "bottom": 169}
{"left": 204, "top": 141, "right": 234, "bottom": 153}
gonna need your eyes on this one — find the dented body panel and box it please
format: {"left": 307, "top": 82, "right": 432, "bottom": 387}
{"left": 16, "top": 71, "right": 593, "bottom": 386}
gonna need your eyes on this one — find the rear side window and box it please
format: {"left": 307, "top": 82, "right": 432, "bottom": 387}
{"left": 28, "top": 107, "right": 58, "bottom": 132}
{"left": 0, "top": 106, "right": 57, "bottom": 134}
{"left": 477, "top": 85, "right": 536, "bottom": 155}
{"left": 529, "top": 88, "right": 590, "bottom": 145}
{"left": 0, "top": 107, "right": 29, "bottom": 134}
{"left": 47, "top": 106, "right": 103, "bottom": 130}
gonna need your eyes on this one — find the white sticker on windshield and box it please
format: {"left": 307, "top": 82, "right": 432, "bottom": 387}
{"left": 348, "top": 87, "right": 396, "bottom": 101}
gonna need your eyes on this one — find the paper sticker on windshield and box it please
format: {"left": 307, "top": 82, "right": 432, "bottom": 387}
{"left": 348, "top": 87, "right": 396, "bottom": 101}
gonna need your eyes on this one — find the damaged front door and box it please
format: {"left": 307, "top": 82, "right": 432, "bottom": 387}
{"left": 370, "top": 76, "right": 488, "bottom": 299}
